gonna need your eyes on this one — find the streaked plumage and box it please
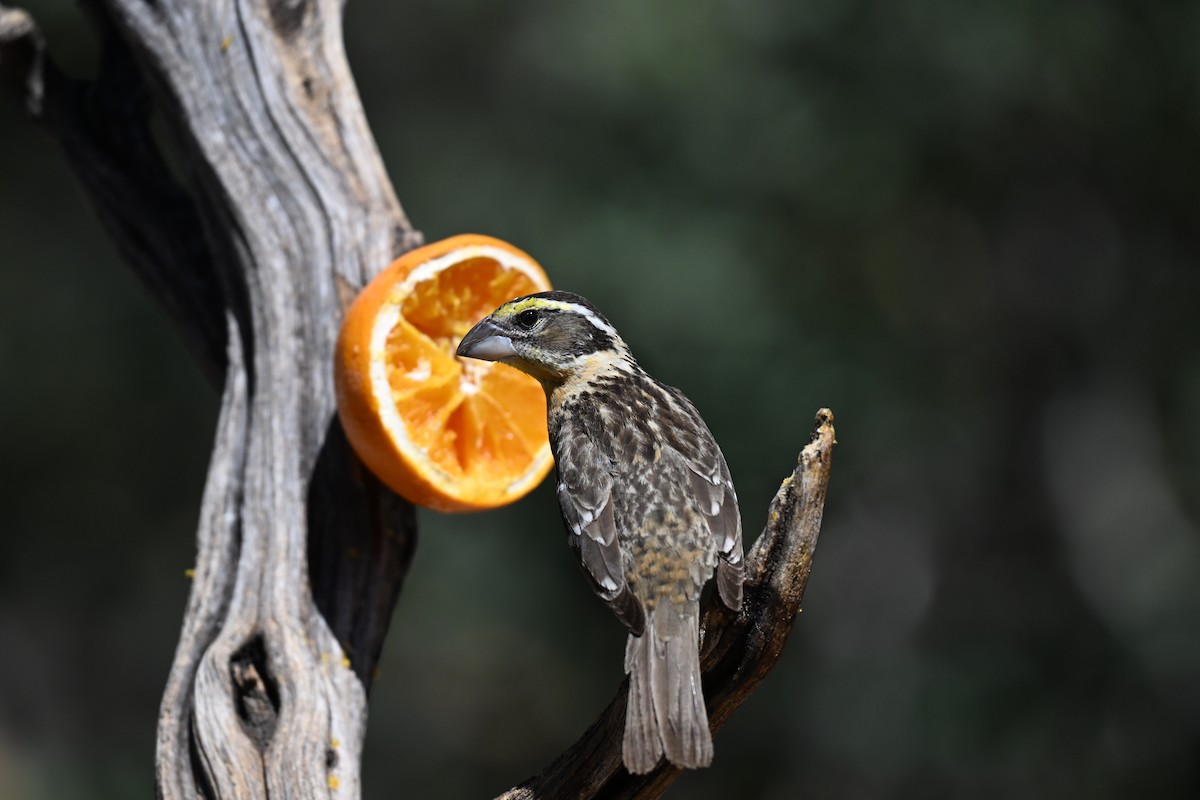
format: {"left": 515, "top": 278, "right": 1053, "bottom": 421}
{"left": 457, "top": 290, "right": 744, "bottom": 774}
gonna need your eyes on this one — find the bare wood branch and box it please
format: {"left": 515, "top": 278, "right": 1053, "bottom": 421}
{"left": 5, "top": 0, "right": 421, "bottom": 796}
{"left": 499, "top": 409, "right": 836, "bottom": 800}
{"left": 5, "top": 0, "right": 834, "bottom": 795}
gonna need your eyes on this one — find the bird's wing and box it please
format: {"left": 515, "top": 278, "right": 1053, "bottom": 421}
{"left": 556, "top": 437, "right": 645, "bottom": 635}
{"left": 666, "top": 387, "right": 745, "bottom": 611}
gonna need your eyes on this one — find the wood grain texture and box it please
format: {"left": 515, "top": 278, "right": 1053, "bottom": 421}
{"left": 4, "top": 0, "right": 421, "bottom": 797}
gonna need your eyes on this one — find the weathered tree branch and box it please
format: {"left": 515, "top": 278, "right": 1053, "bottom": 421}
{"left": 5, "top": 0, "right": 421, "bottom": 796}
{"left": 499, "top": 409, "right": 835, "bottom": 800}
{"left": 3, "top": 0, "right": 834, "bottom": 796}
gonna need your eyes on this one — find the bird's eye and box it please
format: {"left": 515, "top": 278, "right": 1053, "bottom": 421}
{"left": 515, "top": 309, "right": 540, "bottom": 330}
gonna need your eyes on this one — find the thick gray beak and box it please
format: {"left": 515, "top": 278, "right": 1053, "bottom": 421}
{"left": 456, "top": 318, "right": 517, "bottom": 362}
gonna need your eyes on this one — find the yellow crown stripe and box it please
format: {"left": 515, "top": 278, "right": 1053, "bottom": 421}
{"left": 496, "top": 297, "right": 617, "bottom": 336}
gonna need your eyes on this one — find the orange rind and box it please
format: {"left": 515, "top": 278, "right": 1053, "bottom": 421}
{"left": 334, "top": 234, "right": 553, "bottom": 512}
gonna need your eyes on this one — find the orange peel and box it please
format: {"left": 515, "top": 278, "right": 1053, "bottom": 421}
{"left": 334, "top": 234, "right": 553, "bottom": 512}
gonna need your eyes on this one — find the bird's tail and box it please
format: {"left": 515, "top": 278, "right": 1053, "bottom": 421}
{"left": 623, "top": 601, "right": 712, "bottom": 774}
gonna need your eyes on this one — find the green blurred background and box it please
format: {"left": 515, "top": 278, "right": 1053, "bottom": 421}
{"left": 3, "top": 0, "right": 1199, "bottom": 797}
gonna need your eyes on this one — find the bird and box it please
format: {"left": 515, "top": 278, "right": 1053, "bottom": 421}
{"left": 456, "top": 290, "right": 744, "bottom": 774}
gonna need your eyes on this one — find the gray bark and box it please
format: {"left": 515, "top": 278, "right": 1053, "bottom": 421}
{"left": 2, "top": 1, "right": 420, "bottom": 797}
{"left": 1, "top": 2, "right": 835, "bottom": 797}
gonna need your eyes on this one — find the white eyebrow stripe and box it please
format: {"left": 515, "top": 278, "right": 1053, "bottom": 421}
{"left": 560, "top": 302, "right": 618, "bottom": 336}
{"left": 525, "top": 299, "right": 618, "bottom": 336}
{"left": 580, "top": 311, "right": 617, "bottom": 336}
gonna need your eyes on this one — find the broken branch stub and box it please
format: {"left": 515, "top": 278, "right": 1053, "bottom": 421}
{"left": 499, "top": 409, "right": 835, "bottom": 800}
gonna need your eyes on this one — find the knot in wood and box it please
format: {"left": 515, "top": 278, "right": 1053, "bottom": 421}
{"left": 230, "top": 635, "right": 280, "bottom": 750}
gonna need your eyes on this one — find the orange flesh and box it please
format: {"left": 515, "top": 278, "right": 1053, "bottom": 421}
{"left": 385, "top": 256, "right": 546, "bottom": 479}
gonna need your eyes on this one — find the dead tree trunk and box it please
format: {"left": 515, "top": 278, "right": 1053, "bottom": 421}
{"left": 0, "top": 2, "right": 835, "bottom": 798}
{"left": 1, "top": 1, "right": 421, "bottom": 796}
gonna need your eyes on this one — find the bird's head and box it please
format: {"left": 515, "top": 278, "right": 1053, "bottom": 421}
{"left": 456, "top": 291, "right": 630, "bottom": 387}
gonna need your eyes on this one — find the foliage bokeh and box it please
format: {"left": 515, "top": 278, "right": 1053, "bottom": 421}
{"left": 1, "top": 0, "right": 1198, "bottom": 797}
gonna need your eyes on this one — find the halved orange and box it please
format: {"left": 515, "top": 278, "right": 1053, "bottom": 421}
{"left": 334, "top": 234, "right": 553, "bottom": 512}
